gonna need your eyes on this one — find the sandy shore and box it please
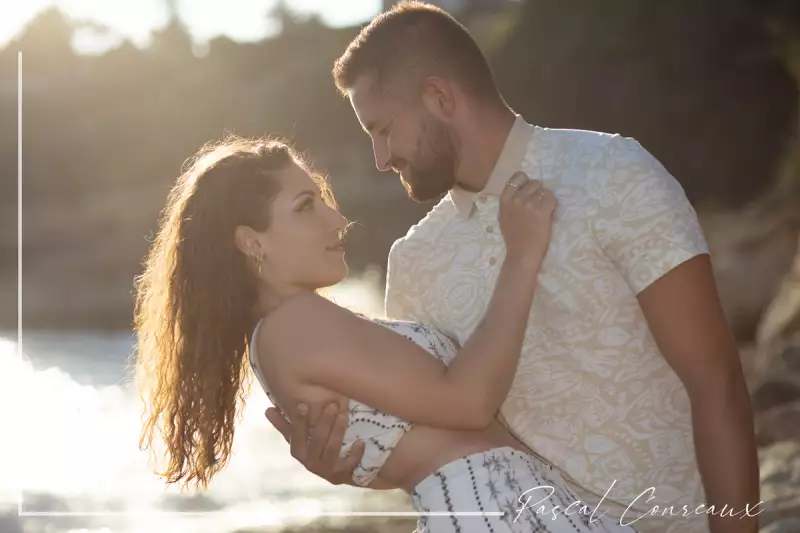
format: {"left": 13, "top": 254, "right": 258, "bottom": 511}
{"left": 230, "top": 517, "right": 416, "bottom": 533}
{"left": 279, "top": 518, "right": 416, "bottom": 532}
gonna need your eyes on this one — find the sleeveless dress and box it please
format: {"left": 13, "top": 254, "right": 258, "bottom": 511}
{"left": 249, "top": 315, "right": 639, "bottom": 533}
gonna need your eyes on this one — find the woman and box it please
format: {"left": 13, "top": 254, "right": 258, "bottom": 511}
{"left": 135, "top": 136, "right": 636, "bottom": 533}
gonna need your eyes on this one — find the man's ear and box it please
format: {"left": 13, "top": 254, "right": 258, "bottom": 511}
{"left": 420, "top": 76, "right": 456, "bottom": 122}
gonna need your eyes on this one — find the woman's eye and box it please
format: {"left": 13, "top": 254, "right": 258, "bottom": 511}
{"left": 298, "top": 200, "right": 314, "bottom": 211}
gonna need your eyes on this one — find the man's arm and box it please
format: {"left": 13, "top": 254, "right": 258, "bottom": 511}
{"left": 591, "top": 136, "right": 760, "bottom": 533}
{"left": 638, "top": 255, "right": 760, "bottom": 533}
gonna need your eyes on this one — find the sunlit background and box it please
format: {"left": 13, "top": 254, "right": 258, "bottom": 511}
{"left": 0, "top": 1, "right": 382, "bottom": 53}
{"left": 1, "top": 0, "right": 799, "bottom": 532}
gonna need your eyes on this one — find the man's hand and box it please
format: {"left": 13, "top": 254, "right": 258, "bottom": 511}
{"left": 265, "top": 402, "right": 364, "bottom": 486}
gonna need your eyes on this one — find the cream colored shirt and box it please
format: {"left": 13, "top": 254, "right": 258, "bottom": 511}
{"left": 385, "top": 117, "right": 710, "bottom": 532}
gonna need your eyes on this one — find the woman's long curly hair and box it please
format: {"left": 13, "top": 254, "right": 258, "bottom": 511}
{"left": 133, "top": 135, "right": 337, "bottom": 490}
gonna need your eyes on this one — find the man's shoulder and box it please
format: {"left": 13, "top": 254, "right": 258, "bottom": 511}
{"left": 532, "top": 128, "right": 655, "bottom": 184}
{"left": 535, "top": 126, "right": 627, "bottom": 152}
{"left": 389, "top": 197, "right": 454, "bottom": 255}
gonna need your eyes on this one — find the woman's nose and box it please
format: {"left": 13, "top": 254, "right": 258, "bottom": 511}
{"left": 325, "top": 204, "right": 347, "bottom": 231}
{"left": 335, "top": 210, "right": 348, "bottom": 231}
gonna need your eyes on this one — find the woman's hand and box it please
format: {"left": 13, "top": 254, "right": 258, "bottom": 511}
{"left": 498, "top": 171, "right": 557, "bottom": 266}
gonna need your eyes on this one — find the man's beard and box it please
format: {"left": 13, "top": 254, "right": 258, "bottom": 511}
{"left": 400, "top": 116, "right": 459, "bottom": 203}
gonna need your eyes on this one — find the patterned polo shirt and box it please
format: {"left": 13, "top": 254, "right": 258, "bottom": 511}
{"left": 385, "top": 116, "right": 710, "bottom": 532}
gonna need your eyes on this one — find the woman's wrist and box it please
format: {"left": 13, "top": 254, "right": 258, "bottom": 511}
{"left": 503, "top": 251, "right": 543, "bottom": 274}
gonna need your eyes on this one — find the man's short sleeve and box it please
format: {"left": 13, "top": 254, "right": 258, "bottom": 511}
{"left": 591, "top": 137, "right": 709, "bottom": 295}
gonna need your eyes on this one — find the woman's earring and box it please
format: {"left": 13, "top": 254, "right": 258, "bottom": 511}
{"left": 252, "top": 253, "right": 263, "bottom": 276}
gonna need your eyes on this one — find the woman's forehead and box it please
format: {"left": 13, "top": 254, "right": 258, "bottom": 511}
{"left": 277, "top": 163, "right": 318, "bottom": 192}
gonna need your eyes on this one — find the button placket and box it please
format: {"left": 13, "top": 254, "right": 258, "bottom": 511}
{"left": 475, "top": 197, "right": 502, "bottom": 269}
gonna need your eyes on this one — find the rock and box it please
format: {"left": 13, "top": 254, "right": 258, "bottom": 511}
{"left": 756, "top": 400, "right": 800, "bottom": 447}
{"left": 705, "top": 214, "right": 798, "bottom": 343}
{"left": 750, "top": 235, "right": 800, "bottom": 427}
{"left": 752, "top": 343, "right": 800, "bottom": 412}
{"left": 268, "top": 518, "right": 417, "bottom": 533}
{"left": 757, "top": 234, "right": 800, "bottom": 350}
{"left": 753, "top": 233, "right": 800, "bottom": 390}
{"left": 0, "top": 511, "right": 22, "bottom": 533}
{"left": 761, "top": 517, "right": 800, "bottom": 533}
{"left": 753, "top": 372, "right": 800, "bottom": 412}
{"left": 758, "top": 440, "right": 800, "bottom": 530}
{"left": 787, "top": 344, "right": 800, "bottom": 373}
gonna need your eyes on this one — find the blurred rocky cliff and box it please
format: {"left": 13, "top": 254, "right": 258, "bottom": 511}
{"left": 1, "top": 0, "right": 798, "bottom": 338}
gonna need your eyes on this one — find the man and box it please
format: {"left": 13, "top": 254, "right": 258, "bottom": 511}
{"left": 266, "top": 2, "right": 760, "bottom": 532}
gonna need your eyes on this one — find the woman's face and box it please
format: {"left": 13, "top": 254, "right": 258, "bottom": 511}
{"left": 245, "top": 162, "right": 349, "bottom": 292}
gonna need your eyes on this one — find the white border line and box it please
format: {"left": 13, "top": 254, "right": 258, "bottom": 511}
{"left": 12, "top": 48, "right": 504, "bottom": 522}
{"left": 17, "top": 49, "right": 23, "bottom": 518}
{"left": 18, "top": 511, "right": 503, "bottom": 517}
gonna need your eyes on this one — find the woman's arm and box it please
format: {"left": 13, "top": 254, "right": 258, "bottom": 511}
{"left": 366, "top": 477, "right": 398, "bottom": 490}
{"left": 260, "top": 174, "right": 556, "bottom": 430}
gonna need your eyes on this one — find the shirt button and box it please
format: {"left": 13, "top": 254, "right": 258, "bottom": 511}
{"left": 485, "top": 226, "right": 494, "bottom": 234}
{"left": 489, "top": 257, "right": 497, "bottom": 266}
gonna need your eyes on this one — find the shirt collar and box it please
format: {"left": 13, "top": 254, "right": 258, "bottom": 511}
{"left": 448, "top": 115, "right": 534, "bottom": 216}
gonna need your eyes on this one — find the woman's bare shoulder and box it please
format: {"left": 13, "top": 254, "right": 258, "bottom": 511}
{"left": 258, "top": 292, "right": 357, "bottom": 351}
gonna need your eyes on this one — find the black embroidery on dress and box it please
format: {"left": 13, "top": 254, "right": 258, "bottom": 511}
{"left": 467, "top": 456, "right": 496, "bottom": 533}
{"left": 434, "top": 471, "right": 462, "bottom": 533}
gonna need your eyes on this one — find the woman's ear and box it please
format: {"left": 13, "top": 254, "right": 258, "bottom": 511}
{"left": 234, "top": 225, "right": 259, "bottom": 258}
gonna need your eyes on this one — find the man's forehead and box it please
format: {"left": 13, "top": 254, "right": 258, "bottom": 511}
{"left": 349, "top": 75, "right": 382, "bottom": 108}
{"left": 348, "top": 75, "right": 393, "bottom": 129}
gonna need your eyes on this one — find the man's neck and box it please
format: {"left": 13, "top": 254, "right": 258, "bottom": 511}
{"left": 455, "top": 107, "right": 516, "bottom": 193}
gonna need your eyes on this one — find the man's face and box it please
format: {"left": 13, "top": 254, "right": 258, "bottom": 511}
{"left": 348, "top": 74, "right": 459, "bottom": 202}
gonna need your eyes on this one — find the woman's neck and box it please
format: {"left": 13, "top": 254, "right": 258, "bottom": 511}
{"left": 254, "top": 282, "right": 315, "bottom": 319}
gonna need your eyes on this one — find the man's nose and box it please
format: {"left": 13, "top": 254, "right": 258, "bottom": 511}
{"left": 372, "top": 141, "right": 391, "bottom": 172}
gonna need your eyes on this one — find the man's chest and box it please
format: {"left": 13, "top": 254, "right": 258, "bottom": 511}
{"left": 395, "top": 197, "right": 621, "bottom": 345}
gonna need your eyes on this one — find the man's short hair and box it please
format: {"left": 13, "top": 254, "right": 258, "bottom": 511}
{"left": 332, "top": 1, "right": 500, "bottom": 101}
